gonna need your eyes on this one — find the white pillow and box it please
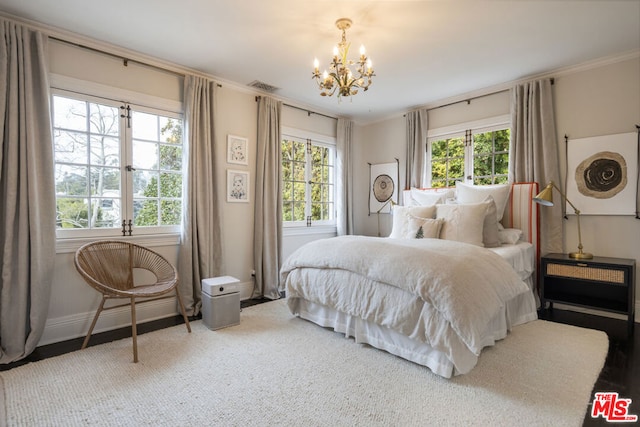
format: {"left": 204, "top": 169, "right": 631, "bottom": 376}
{"left": 409, "top": 188, "right": 455, "bottom": 206}
{"left": 455, "top": 182, "right": 511, "bottom": 221}
{"left": 405, "top": 216, "right": 444, "bottom": 239}
{"left": 498, "top": 225, "right": 523, "bottom": 244}
{"left": 482, "top": 196, "right": 501, "bottom": 248}
{"left": 436, "top": 202, "right": 488, "bottom": 247}
{"left": 389, "top": 205, "right": 437, "bottom": 238}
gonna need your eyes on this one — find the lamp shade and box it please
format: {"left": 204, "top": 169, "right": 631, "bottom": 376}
{"left": 533, "top": 183, "right": 554, "bottom": 207}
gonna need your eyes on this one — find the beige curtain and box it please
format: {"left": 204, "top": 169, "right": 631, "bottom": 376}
{"left": 336, "top": 118, "right": 354, "bottom": 235}
{"left": 0, "top": 20, "right": 56, "bottom": 363}
{"left": 510, "top": 78, "right": 562, "bottom": 255}
{"left": 178, "top": 75, "right": 222, "bottom": 315}
{"left": 405, "top": 109, "right": 428, "bottom": 189}
{"left": 253, "top": 97, "right": 282, "bottom": 299}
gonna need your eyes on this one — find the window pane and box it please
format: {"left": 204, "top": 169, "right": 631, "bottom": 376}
{"left": 90, "top": 135, "right": 120, "bottom": 167}
{"left": 495, "top": 129, "right": 510, "bottom": 152}
{"left": 293, "top": 182, "right": 306, "bottom": 203}
{"left": 495, "top": 153, "right": 509, "bottom": 175}
{"left": 160, "top": 200, "right": 181, "bottom": 225}
{"left": 54, "top": 130, "right": 88, "bottom": 164}
{"left": 53, "top": 96, "right": 87, "bottom": 131}
{"left": 160, "top": 172, "right": 182, "bottom": 198}
{"left": 56, "top": 197, "right": 89, "bottom": 229}
{"left": 55, "top": 164, "right": 87, "bottom": 196}
{"left": 293, "top": 161, "right": 305, "bottom": 181}
{"left": 92, "top": 198, "right": 121, "bottom": 228}
{"left": 89, "top": 103, "right": 119, "bottom": 136}
{"left": 473, "top": 132, "right": 493, "bottom": 155}
{"left": 448, "top": 137, "right": 465, "bottom": 157}
{"left": 132, "top": 111, "right": 159, "bottom": 141}
{"left": 159, "top": 145, "right": 182, "bottom": 171}
{"left": 90, "top": 166, "right": 120, "bottom": 196}
{"left": 448, "top": 158, "right": 464, "bottom": 179}
{"left": 293, "top": 142, "right": 306, "bottom": 162}
{"left": 134, "top": 199, "right": 158, "bottom": 226}
{"left": 133, "top": 140, "right": 159, "bottom": 170}
{"left": 473, "top": 154, "right": 492, "bottom": 178}
{"left": 159, "top": 117, "right": 182, "bottom": 145}
{"left": 133, "top": 170, "right": 159, "bottom": 198}
{"left": 293, "top": 201, "right": 305, "bottom": 221}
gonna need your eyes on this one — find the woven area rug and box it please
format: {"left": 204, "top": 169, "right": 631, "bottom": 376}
{"left": 1, "top": 299, "right": 608, "bottom": 426}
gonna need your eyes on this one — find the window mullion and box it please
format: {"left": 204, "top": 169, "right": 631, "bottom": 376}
{"left": 465, "top": 129, "right": 473, "bottom": 183}
{"left": 305, "top": 139, "right": 312, "bottom": 225}
{"left": 121, "top": 104, "right": 134, "bottom": 228}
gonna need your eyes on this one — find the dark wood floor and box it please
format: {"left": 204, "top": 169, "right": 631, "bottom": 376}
{"left": 1, "top": 301, "right": 637, "bottom": 426}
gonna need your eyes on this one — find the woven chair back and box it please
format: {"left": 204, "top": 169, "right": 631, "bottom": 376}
{"left": 75, "top": 240, "right": 177, "bottom": 297}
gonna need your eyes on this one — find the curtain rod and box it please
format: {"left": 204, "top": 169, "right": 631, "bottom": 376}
{"left": 404, "top": 78, "right": 555, "bottom": 116}
{"left": 49, "top": 36, "right": 222, "bottom": 86}
{"left": 255, "top": 96, "right": 338, "bottom": 121}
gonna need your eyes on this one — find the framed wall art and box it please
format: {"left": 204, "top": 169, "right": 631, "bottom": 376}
{"left": 369, "top": 159, "right": 399, "bottom": 214}
{"left": 227, "top": 169, "right": 250, "bottom": 203}
{"left": 566, "top": 132, "right": 637, "bottom": 215}
{"left": 227, "top": 135, "right": 248, "bottom": 165}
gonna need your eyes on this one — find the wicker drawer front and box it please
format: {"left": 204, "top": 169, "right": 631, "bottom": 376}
{"left": 546, "top": 263, "right": 625, "bottom": 284}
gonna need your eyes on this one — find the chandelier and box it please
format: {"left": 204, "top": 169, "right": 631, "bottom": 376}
{"left": 312, "top": 18, "right": 375, "bottom": 99}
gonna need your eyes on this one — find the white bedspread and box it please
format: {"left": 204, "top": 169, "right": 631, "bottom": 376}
{"left": 281, "top": 236, "right": 537, "bottom": 374}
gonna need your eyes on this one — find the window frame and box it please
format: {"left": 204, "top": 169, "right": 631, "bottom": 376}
{"left": 51, "top": 78, "right": 184, "bottom": 242}
{"left": 281, "top": 127, "right": 337, "bottom": 233}
{"left": 425, "top": 115, "right": 510, "bottom": 187}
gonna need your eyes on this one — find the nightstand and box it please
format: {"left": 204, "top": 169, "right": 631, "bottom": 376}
{"left": 540, "top": 253, "right": 636, "bottom": 333}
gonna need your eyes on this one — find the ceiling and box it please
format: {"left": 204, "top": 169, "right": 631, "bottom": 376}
{"left": 1, "top": 0, "right": 639, "bottom": 122}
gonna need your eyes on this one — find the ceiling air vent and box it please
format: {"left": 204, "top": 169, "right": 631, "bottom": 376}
{"left": 248, "top": 80, "right": 279, "bottom": 93}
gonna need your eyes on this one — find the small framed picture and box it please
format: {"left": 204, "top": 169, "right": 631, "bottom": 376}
{"left": 227, "top": 135, "right": 248, "bottom": 165}
{"left": 227, "top": 169, "right": 250, "bottom": 203}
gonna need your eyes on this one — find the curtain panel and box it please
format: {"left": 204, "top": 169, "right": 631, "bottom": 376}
{"left": 253, "top": 96, "right": 282, "bottom": 299}
{"left": 510, "top": 78, "right": 563, "bottom": 255}
{"left": 0, "top": 19, "right": 56, "bottom": 363}
{"left": 336, "top": 118, "right": 354, "bottom": 235}
{"left": 178, "top": 75, "right": 223, "bottom": 316}
{"left": 405, "top": 109, "right": 428, "bottom": 189}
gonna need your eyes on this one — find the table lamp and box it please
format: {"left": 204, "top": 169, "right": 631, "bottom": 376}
{"left": 533, "top": 181, "right": 593, "bottom": 259}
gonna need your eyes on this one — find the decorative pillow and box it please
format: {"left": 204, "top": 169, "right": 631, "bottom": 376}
{"left": 436, "top": 202, "right": 488, "bottom": 247}
{"left": 455, "top": 181, "right": 511, "bottom": 221}
{"left": 405, "top": 216, "right": 444, "bottom": 239}
{"left": 388, "top": 205, "right": 437, "bottom": 238}
{"left": 482, "top": 196, "right": 501, "bottom": 248}
{"left": 409, "top": 188, "right": 455, "bottom": 207}
{"left": 497, "top": 224, "right": 523, "bottom": 244}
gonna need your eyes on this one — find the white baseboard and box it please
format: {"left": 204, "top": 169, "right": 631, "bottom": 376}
{"left": 38, "top": 298, "right": 179, "bottom": 346}
{"left": 39, "top": 280, "right": 255, "bottom": 347}
{"left": 550, "top": 301, "right": 639, "bottom": 323}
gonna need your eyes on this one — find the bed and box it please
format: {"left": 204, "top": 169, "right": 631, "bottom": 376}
{"left": 281, "top": 182, "right": 541, "bottom": 378}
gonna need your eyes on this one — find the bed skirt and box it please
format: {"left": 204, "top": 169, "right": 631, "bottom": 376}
{"left": 288, "top": 292, "right": 537, "bottom": 378}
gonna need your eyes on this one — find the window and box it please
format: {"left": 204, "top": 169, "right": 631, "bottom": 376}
{"left": 52, "top": 91, "right": 183, "bottom": 238}
{"left": 281, "top": 131, "right": 336, "bottom": 228}
{"left": 428, "top": 123, "right": 510, "bottom": 187}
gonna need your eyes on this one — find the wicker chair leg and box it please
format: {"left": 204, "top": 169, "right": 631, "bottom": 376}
{"left": 81, "top": 295, "right": 107, "bottom": 350}
{"left": 131, "top": 297, "right": 138, "bottom": 363}
{"left": 176, "top": 289, "right": 192, "bottom": 333}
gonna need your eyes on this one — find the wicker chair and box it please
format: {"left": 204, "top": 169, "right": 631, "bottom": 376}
{"left": 74, "top": 240, "right": 191, "bottom": 362}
